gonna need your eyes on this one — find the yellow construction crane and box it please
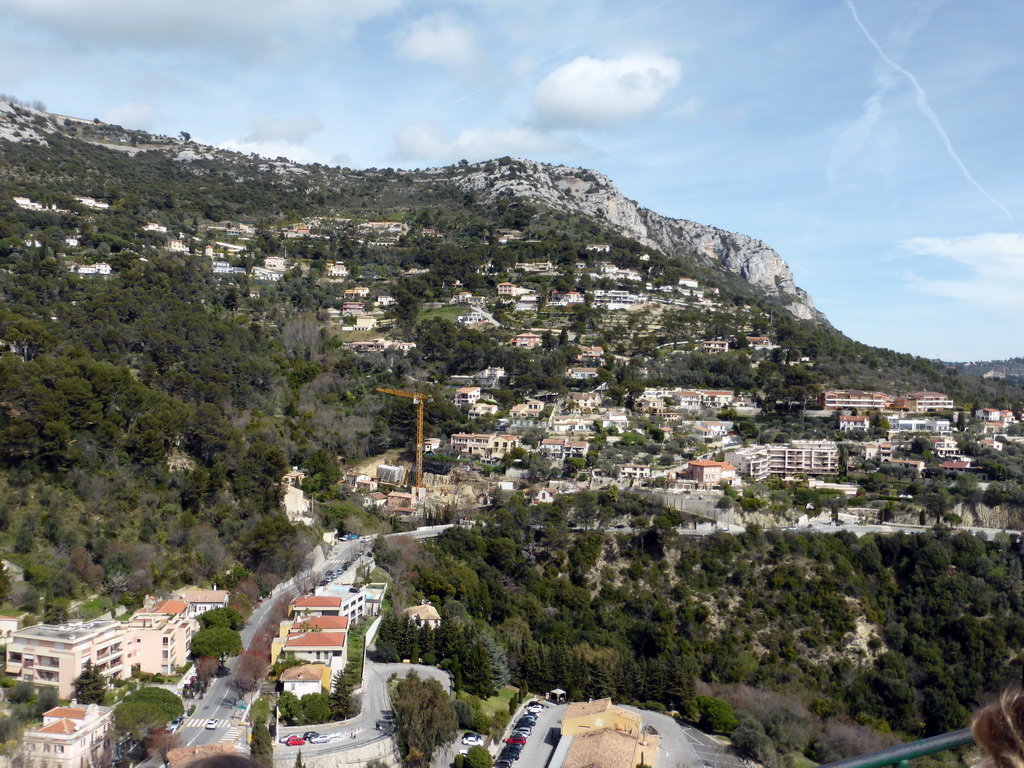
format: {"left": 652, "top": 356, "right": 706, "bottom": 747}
{"left": 375, "top": 387, "right": 431, "bottom": 488}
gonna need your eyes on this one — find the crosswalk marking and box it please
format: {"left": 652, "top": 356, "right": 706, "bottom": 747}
{"left": 181, "top": 717, "right": 244, "bottom": 744}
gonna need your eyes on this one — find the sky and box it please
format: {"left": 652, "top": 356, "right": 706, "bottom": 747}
{"left": 0, "top": 0, "right": 1022, "bottom": 362}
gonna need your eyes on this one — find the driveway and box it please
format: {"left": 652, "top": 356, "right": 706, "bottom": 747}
{"left": 620, "top": 707, "right": 746, "bottom": 768}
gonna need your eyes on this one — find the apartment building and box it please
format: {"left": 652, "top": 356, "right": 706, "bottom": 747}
{"left": 896, "top": 391, "right": 954, "bottom": 410}
{"left": 124, "top": 611, "right": 192, "bottom": 676}
{"left": 726, "top": 441, "right": 839, "bottom": 479}
{"left": 820, "top": 390, "right": 894, "bottom": 410}
{"left": 6, "top": 621, "right": 128, "bottom": 699}
{"left": 449, "top": 433, "right": 519, "bottom": 461}
{"left": 769, "top": 441, "right": 839, "bottom": 476}
{"left": 298, "top": 585, "right": 367, "bottom": 624}
{"left": 726, "top": 446, "right": 773, "bottom": 482}
{"left": 21, "top": 704, "right": 113, "bottom": 768}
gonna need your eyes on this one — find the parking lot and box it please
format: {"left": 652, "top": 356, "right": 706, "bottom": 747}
{"left": 434, "top": 700, "right": 746, "bottom": 768}
{"left": 495, "top": 702, "right": 566, "bottom": 767}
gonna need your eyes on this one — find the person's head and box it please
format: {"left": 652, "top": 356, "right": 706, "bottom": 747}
{"left": 973, "top": 688, "right": 1024, "bottom": 768}
{"left": 185, "top": 756, "right": 265, "bottom": 768}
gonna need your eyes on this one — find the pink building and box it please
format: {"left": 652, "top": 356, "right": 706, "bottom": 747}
{"left": 6, "top": 621, "right": 128, "bottom": 699}
{"left": 510, "top": 333, "right": 542, "bottom": 348}
{"left": 124, "top": 612, "right": 193, "bottom": 676}
{"left": 685, "top": 460, "right": 737, "bottom": 486}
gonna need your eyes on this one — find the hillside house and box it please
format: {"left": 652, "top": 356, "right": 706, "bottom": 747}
{"left": 280, "top": 665, "right": 330, "bottom": 697}
{"left": 449, "top": 433, "right": 519, "bottom": 461}
{"left": 454, "top": 387, "right": 482, "bottom": 408}
{"left": 839, "top": 415, "right": 870, "bottom": 432}
{"left": 685, "top": 460, "right": 737, "bottom": 486}
{"left": 468, "top": 402, "right": 499, "bottom": 418}
{"left": 510, "top": 333, "right": 543, "bottom": 348}
{"left": 701, "top": 339, "right": 730, "bottom": 355}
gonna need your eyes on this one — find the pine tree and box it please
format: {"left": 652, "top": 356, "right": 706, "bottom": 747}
{"left": 464, "top": 639, "right": 494, "bottom": 699}
{"left": 250, "top": 721, "right": 273, "bottom": 767}
{"left": 329, "top": 670, "right": 354, "bottom": 721}
{"left": 73, "top": 660, "right": 107, "bottom": 704}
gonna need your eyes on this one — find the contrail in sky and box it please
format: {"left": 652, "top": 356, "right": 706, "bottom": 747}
{"left": 843, "top": 0, "right": 1015, "bottom": 225}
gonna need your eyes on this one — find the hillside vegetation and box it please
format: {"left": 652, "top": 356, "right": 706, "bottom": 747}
{"left": 0, "top": 101, "right": 1023, "bottom": 680}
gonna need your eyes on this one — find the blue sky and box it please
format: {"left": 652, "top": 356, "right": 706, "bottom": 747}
{"left": 1, "top": 0, "right": 1022, "bottom": 362}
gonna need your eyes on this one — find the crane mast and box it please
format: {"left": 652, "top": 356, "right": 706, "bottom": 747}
{"left": 375, "top": 387, "right": 429, "bottom": 488}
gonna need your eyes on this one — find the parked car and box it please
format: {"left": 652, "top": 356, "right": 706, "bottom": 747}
{"left": 204, "top": 719, "right": 219, "bottom": 730}
{"left": 282, "top": 735, "right": 306, "bottom": 747}
{"left": 170, "top": 716, "right": 184, "bottom": 732}
{"left": 507, "top": 736, "right": 527, "bottom": 745}
{"left": 512, "top": 727, "right": 532, "bottom": 737}
{"left": 462, "top": 733, "right": 485, "bottom": 746}
{"left": 302, "top": 732, "right": 320, "bottom": 741}
{"left": 526, "top": 702, "right": 545, "bottom": 714}
{"left": 309, "top": 734, "right": 332, "bottom": 744}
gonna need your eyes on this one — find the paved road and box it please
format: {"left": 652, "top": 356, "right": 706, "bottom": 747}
{"left": 157, "top": 538, "right": 365, "bottom": 762}
{"left": 275, "top": 655, "right": 452, "bottom": 756}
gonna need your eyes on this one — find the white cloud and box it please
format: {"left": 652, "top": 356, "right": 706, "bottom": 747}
{"left": 223, "top": 115, "right": 325, "bottom": 162}
{"left": 394, "top": 120, "right": 572, "bottom": 162}
{"left": 532, "top": 54, "right": 682, "bottom": 128}
{"left": 0, "top": 0, "right": 403, "bottom": 58}
{"left": 901, "top": 232, "right": 1024, "bottom": 311}
{"left": 395, "top": 13, "right": 481, "bottom": 73}
{"left": 241, "top": 115, "right": 323, "bottom": 145}
{"left": 102, "top": 101, "right": 160, "bottom": 130}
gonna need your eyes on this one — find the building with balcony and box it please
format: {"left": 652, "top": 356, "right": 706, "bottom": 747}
{"left": 820, "top": 390, "right": 894, "bottom": 410}
{"left": 124, "top": 611, "right": 192, "bottom": 676}
{"left": 21, "top": 704, "right": 113, "bottom": 768}
{"left": 6, "top": 621, "right": 128, "bottom": 699}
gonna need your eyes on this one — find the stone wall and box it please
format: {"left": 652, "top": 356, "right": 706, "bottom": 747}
{"left": 274, "top": 734, "right": 401, "bottom": 768}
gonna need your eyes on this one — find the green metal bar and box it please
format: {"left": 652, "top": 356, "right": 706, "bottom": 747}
{"left": 818, "top": 728, "right": 974, "bottom": 768}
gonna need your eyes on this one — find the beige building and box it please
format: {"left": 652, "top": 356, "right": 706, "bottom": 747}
{"left": 124, "top": 611, "right": 193, "bottom": 676}
{"left": 21, "top": 704, "right": 113, "bottom": 768}
{"left": 559, "top": 699, "right": 657, "bottom": 768}
{"left": 6, "top": 621, "right": 128, "bottom": 699}
{"left": 449, "top": 433, "right": 519, "bottom": 461}
{"left": 177, "top": 589, "right": 229, "bottom": 619}
{"left": 404, "top": 604, "right": 441, "bottom": 629}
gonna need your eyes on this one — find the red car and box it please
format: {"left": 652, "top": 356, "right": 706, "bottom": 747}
{"left": 282, "top": 736, "right": 306, "bottom": 747}
{"left": 507, "top": 736, "right": 527, "bottom": 745}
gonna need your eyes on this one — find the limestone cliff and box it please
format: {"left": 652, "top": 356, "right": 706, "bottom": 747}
{"left": 452, "top": 158, "right": 822, "bottom": 322}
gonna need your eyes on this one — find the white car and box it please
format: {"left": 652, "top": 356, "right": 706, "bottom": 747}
{"left": 462, "top": 733, "right": 485, "bottom": 746}
{"left": 205, "top": 719, "right": 219, "bottom": 730}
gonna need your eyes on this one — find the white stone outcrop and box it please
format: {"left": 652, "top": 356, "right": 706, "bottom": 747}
{"left": 453, "top": 159, "right": 821, "bottom": 322}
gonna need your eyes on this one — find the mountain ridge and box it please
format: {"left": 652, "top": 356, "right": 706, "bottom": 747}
{"left": 0, "top": 98, "right": 821, "bottom": 323}
{"left": 451, "top": 158, "right": 821, "bottom": 321}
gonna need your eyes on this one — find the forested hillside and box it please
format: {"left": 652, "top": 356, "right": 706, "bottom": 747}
{"left": 380, "top": 496, "right": 1023, "bottom": 761}
{"left": 1, "top": 100, "right": 1023, "bottom": 642}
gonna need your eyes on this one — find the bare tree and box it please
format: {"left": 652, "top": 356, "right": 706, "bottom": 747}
{"left": 230, "top": 651, "right": 269, "bottom": 701}
{"left": 147, "top": 731, "right": 182, "bottom": 765}
{"left": 195, "top": 655, "right": 219, "bottom": 694}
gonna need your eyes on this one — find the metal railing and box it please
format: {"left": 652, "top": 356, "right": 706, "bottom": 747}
{"left": 820, "top": 728, "right": 974, "bottom": 768}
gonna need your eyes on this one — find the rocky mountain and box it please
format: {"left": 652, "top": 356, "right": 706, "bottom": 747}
{"left": 0, "top": 98, "right": 820, "bottom": 322}
{"left": 452, "top": 158, "right": 821, "bottom": 321}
